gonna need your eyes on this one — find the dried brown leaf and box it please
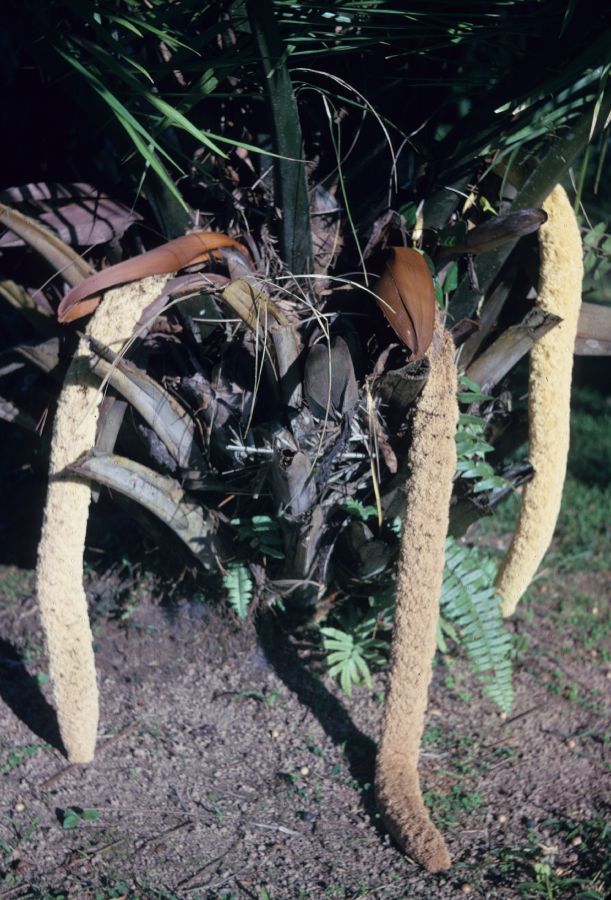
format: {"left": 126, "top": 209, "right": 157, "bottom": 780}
{"left": 304, "top": 336, "right": 358, "bottom": 419}
{"left": 438, "top": 209, "right": 547, "bottom": 260}
{"left": 57, "top": 232, "right": 252, "bottom": 323}
{"left": 374, "top": 248, "right": 436, "bottom": 359}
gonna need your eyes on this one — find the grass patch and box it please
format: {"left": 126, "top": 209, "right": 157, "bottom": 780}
{"left": 556, "top": 592, "right": 611, "bottom": 662}
{"left": 0, "top": 741, "right": 49, "bottom": 775}
{"left": 483, "top": 814, "right": 610, "bottom": 899}
{"left": 0, "top": 566, "right": 34, "bottom": 609}
{"left": 481, "top": 474, "right": 609, "bottom": 576}
{"left": 568, "top": 388, "right": 611, "bottom": 487}
{"left": 423, "top": 785, "right": 484, "bottom": 830}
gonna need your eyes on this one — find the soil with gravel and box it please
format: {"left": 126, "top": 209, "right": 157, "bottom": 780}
{"left": 0, "top": 554, "right": 609, "bottom": 899}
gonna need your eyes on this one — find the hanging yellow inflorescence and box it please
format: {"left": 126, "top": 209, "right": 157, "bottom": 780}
{"left": 496, "top": 185, "right": 583, "bottom": 617}
{"left": 375, "top": 321, "right": 458, "bottom": 873}
{"left": 36, "top": 274, "right": 170, "bottom": 763}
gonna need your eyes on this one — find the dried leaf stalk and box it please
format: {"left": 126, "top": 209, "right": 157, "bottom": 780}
{"left": 375, "top": 322, "right": 457, "bottom": 873}
{"left": 496, "top": 185, "right": 583, "bottom": 617}
{"left": 36, "top": 274, "right": 170, "bottom": 763}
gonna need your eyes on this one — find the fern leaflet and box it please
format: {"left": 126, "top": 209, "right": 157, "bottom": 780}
{"left": 223, "top": 563, "right": 253, "bottom": 620}
{"left": 441, "top": 537, "right": 514, "bottom": 713}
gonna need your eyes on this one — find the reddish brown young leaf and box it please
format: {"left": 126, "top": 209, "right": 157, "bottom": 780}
{"left": 374, "top": 248, "right": 436, "bottom": 359}
{"left": 57, "top": 232, "right": 252, "bottom": 323}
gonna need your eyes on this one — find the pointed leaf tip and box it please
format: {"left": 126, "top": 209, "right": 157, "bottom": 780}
{"left": 374, "top": 247, "right": 436, "bottom": 359}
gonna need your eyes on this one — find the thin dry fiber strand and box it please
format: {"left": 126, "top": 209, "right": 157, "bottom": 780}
{"left": 36, "top": 274, "right": 170, "bottom": 763}
{"left": 496, "top": 185, "right": 583, "bottom": 617}
{"left": 375, "top": 322, "right": 458, "bottom": 873}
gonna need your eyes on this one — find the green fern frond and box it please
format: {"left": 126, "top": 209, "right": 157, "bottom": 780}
{"left": 455, "top": 377, "right": 508, "bottom": 494}
{"left": 320, "top": 624, "right": 386, "bottom": 697}
{"left": 342, "top": 499, "right": 378, "bottom": 521}
{"left": 223, "top": 564, "right": 253, "bottom": 621}
{"left": 442, "top": 538, "right": 514, "bottom": 713}
{"left": 231, "top": 515, "right": 285, "bottom": 559}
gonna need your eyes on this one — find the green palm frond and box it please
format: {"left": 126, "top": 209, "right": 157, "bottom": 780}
{"left": 247, "top": 0, "right": 313, "bottom": 274}
{"left": 5, "top": 0, "right": 607, "bottom": 239}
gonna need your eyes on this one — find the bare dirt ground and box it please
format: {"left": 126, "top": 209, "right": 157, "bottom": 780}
{"left": 0, "top": 551, "right": 609, "bottom": 899}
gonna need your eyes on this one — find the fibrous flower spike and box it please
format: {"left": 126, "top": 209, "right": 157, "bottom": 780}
{"left": 496, "top": 185, "right": 583, "bottom": 617}
{"left": 375, "top": 320, "right": 458, "bottom": 873}
{"left": 36, "top": 274, "right": 170, "bottom": 763}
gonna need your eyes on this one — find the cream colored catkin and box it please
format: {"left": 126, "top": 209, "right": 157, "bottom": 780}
{"left": 36, "top": 275, "right": 170, "bottom": 763}
{"left": 375, "top": 323, "right": 458, "bottom": 873}
{"left": 496, "top": 185, "right": 583, "bottom": 617}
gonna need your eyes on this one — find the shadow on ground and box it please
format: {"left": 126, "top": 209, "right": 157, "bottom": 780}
{"left": 0, "top": 638, "right": 64, "bottom": 754}
{"left": 257, "top": 616, "right": 381, "bottom": 828}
